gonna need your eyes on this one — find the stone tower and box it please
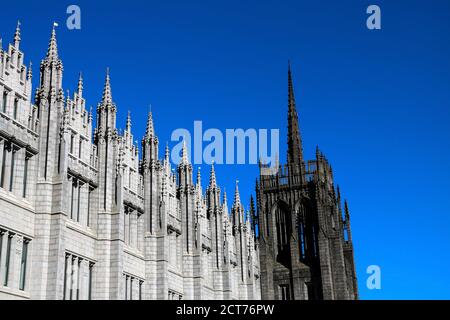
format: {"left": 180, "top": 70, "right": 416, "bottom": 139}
{"left": 256, "top": 65, "right": 358, "bottom": 300}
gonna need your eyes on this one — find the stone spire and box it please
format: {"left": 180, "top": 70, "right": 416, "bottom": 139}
{"left": 27, "top": 61, "right": 33, "bottom": 80}
{"left": 223, "top": 189, "right": 228, "bottom": 207}
{"left": 287, "top": 61, "right": 304, "bottom": 165}
{"left": 344, "top": 200, "right": 350, "bottom": 221}
{"left": 102, "top": 68, "right": 113, "bottom": 105}
{"left": 46, "top": 22, "right": 59, "bottom": 61}
{"left": 165, "top": 142, "right": 170, "bottom": 162}
{"left": 233, "top": 180, "right": 241, "bottom": 208}
{"left": 196, "top": 167, "right": 202, "bottom": 189}
{"left": 144, "top": 111, "right": 155, "bottom": 140}
{"left": 181, "top": 140, "right": 189, "bottom": 165}
{"left": 126, "top": 110, "right": 131, "bottom": 131}
{"left": 77, "top": 72, "right": 83, "bottom": 97}
{"left": 14, "top": 20, "right": 21, "bottom": 48}
{"left": 209, "top": 162, "right": 217, "bottom": 188}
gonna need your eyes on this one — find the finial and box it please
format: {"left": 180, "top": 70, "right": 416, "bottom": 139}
{"left": 181, "top": 139, "right": 189, "bottom": 164}
{"left": 77, "top": 72, "right": 83, "bottom": 96}
{"left": 102, "top": 68, "right": 113, "bottom": 105}
{"left": 27, "top": 61, "right": 33, "bottom": 80}
{"left": 223, "top": 188, "right": 228, "bottom": 205}
{"left": 144, "top": 111, "right": 154, "bottom": 138}
{"left": 165, "top": 142, "right": 170, "bottom": 161}
{"left": 197, "top": 167, "right": 202, "bottom": 187}
{"left": 14, "top": 20, "right": 21, "bottom": 46}
{"left": 344, "top": 200, "right": 350, "bottom": 219}
{"left": 46, "top": 22, "right": 59, "bottom": 61}
{"left": 233, "top": 179, "right": 241, "bottom": 207}
{"left": 126, "top": 110, "right": 131, "bottom": 131}
{"left": 209, "top": 161, "right": 217, "bottom": 187}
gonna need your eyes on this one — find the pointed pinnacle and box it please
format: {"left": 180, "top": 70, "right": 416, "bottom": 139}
{"left": 209, "top": 161, "right": 217, "bottom": 187}
{"left": 126, "top": 110, "right": 132, "bottom": 131}
{"left": 233, "top": 180, "right": 241, "bottom": 208}
{"left": 14, "top": 20, "right": 21, "bottom": 45}
{"left": 77, "top": 72, "right": 83, "bottom": 96}
{"left": 145, "top": 111, "right": 154, "bottom": 138}
{"left": 47, "top": 22, "right": 59, "bottom": 60}
{"left": 181, "top": 139, "right": 189, "bottom": 164}
{"left": 101, "top": 68, "right": 113, "bottom": 105}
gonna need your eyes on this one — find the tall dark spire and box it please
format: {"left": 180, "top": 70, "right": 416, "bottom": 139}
{"left": 287, "top": 62, "right": 304, "bottom": 165}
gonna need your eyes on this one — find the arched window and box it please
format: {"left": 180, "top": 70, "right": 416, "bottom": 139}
{"left": 275, "top": 201, "right": 290, "bottom": 262}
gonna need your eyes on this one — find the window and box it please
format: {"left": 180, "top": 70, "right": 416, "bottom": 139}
{"left": 279, "top": 284, "right": 290, "bottom": 300}
{"left": 3, "top": 234, "right": 12, "bottom": 286}
{"left": 88, "top": 263, "right": 93, "bottom": 300}
{"left": 168, "top": 290, "right": 182, "bottom": 300}
{"left": 70, "top": 178, "right": 75, "bottom": 219}
{"left": 125, "top": 275, "right": 129, "bottom": 300}
{"left": 63, "top": 253, "right": 94, "bottom": 300}
{"left": 63, "top": 255, "right": 68, "bottom": 300}
{"left": 13, "top": 98, "right": 18, "bottom": 119}
{"left": 78, "top": 138, "right": 82, "bottom": 158}
{"left": 77, "top": 259, "right": 81, "bottom": 299}
{"left": 9, "top": 147, "right": 16, "bottom": 192}
{"left": 23, "top": 154, "right": 29, "bottom": 197}
{"left": 0, "top": 143, "right": 6, "bottom": 188}
{"left": 2, "top": 91, "right": 7, "bottom": 113}
{"left": 70, "top": 134, "right": 74, "bottom": 154}
{"left": 130, "top": 278, "right": 133, "bottom": 300}
{"left": 87, "top": 187, "right": 93, "bottom": 227}
{"left": 19, "top": 239, "right": 29, "bottom": 290}
{"left": 123, "top": 274, "right": 142, "bottom": 300}
{"left": 77, "top": 182, "right": 81, "bottom": 222}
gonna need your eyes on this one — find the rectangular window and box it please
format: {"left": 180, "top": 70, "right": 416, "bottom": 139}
{"left": 70, "top": 135, "right": 74, "bottom": 154}
{"left": 9, "top": 148, "right": 16, "bottom": 192}
{"left": 77, "top": 183, "right": 81, "bottom": 222}
{"left": 139, "top": 281, "right": 143, "bottom": 300}
{"left": 70, "top": 258, "right": 75, "bottom": 300}
{"left": 2, "top": 91, "right": 7, "bottom": 113}
{"left": 130, "top": 277, "right": 133, "bottom": 300}
{"left": 0, "top": 144, "right": 6, "bottom": 188}
{"left": 88, "top": 263, "right": 93, "bottom": 300}
{"left": 77, "top": 259, "right": 81, "bottom": 300}
{"left": 70, "top": 179, "right": 75, "bottom": 219}
{"left": 125, "top": 275, "right": 129, "bottom": 300}
{"left": 63, "top": 255, "right": 68, "bottom": 300}
{"left": 13, "top": 98, "right": 18, "bottom": 119}
{"left": 19, "top": 239, "right": 29, "bottom": 290}
{"left": 3, "top": 235, "right": 12, "bottom": 286}
{"left": 23, "top": 154, "right": 29, "bottom": 197}
{"left": 279, "top": 284, "right": 290, "bottom": 300}
{"left": 78, "top": 138, "right": 82, "bottom": 158}
{"left": 87, "top": 187, "right": 92, "bottom": 227}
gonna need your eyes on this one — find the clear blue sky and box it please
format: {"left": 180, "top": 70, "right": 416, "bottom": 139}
{"left": 1, "top": 0, "right": 450, "bottom": 299}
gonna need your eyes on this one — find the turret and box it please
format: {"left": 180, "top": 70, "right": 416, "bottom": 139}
{"left": 141, "top": 111, "right": 159, "bottom": 165}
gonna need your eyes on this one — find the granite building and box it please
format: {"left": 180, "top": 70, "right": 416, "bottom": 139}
{"left": 256, "top": 65, "right": 358, "bottom": 300}
{"left": 0, "top": 23, "right": 260, "bottom": 300}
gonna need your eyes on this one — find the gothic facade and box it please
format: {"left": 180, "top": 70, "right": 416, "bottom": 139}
{"left": 256, "top": 66, "right": 358, "bottom": 300}
{"left": 0, "top": 23, "right": 260, "bottom": 300}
